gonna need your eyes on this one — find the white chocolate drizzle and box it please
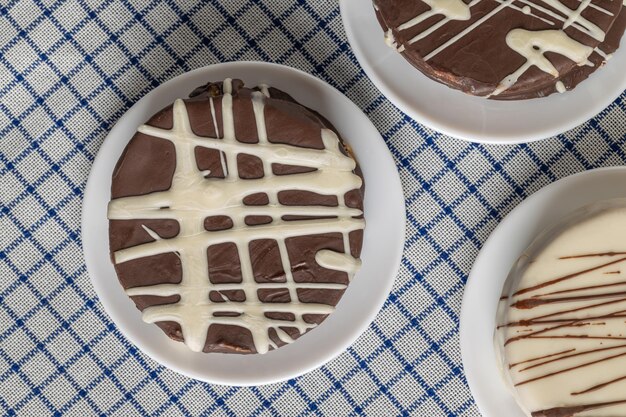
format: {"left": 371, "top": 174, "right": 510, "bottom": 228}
{"left": 108, "top": 80, "right": 365, "bottom": 354}
{"left": 400, "top": 0, "right": 481, "bottom": 46}
{"left": 259, "top": 83, "right": 270, "bottom": 98}
{"left": 423, "top": 0, "right": 517, "bottom": 60}
{"left": 490, "top": 29, "right": 593, "bottom": 97}
{"left": 397, "top": 0, "right": 471, "bottom": 32}
{"left": 594, "top": 46, "right": 612, "bottom": 61}
{"left": 385, "top": 29, "right": 400, "bottom": 50}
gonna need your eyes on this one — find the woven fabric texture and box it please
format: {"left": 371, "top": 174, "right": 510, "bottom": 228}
{"left": 1, "top": 0, "right": 625, "bottom": 416}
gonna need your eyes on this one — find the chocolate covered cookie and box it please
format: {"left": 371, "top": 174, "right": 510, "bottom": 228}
{"left": 108, "top": 79, "right": 365, "bottom": 354}
{"left": 374, "top": 0, "right": 626, "bottom": 99}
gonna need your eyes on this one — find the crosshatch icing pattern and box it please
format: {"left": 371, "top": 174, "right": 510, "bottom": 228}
{"left": 0, "top": 0, "right": 625, "bottom": 416}
{"left": 108, "top": 79, "right": 364, "bottom": 354}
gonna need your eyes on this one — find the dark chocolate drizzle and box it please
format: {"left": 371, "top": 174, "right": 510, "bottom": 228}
{"left": 537, "top": 280, "right": 626, "bottom": 296}
{"left": 513, "top": 256, "right": 626, "bottom": 296}
{"left": 515, "top": 350, "right": 626, "bottom": 387}
{"left": 509, "top": 348, "right": 576, "bottom": 369}
{"left": 519, "top": 344, "right": 626, "bottom": 373}
{"left": 572, "top": 375, "right": 626, "bottom": 396}
{"left": 532, "top": 400, "right": 626, "bottom": 417}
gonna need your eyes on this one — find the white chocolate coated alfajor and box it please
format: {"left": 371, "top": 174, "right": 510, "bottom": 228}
{"left": 496, "top": 199, "right": 626, "bottom": 417}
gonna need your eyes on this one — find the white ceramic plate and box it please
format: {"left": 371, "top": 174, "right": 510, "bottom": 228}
{"left": 82, "top": 62, "right": 405, "bottom": 386}
{"left": 341, "top": 0, "right": 626, "bottom": 144}
{"left": 460, "top": 166, "right": 626, "bottom": 416}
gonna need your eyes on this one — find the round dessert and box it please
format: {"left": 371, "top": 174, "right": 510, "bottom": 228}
{"left": 107, "top": 79, "right": 365, "bottom": 354}
{"left": 496, "top": 199, "right": 626, "bottom": 416}
{"left": 373, "top": 0, "right": 626, "bottom": 100}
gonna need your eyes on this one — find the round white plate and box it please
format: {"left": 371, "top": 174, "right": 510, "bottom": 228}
{"left": 461, "top": 166, "right": 626, "bottom": 416}
{"left": 82, "top": 62, "right": 405, "bottom": 386}
{"left": 341, "top": 0, "right": 626, "bottom": 144}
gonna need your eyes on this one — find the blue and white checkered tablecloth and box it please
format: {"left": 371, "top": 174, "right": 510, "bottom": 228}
{"left": 1, "top": 0, "right": 625, "bottom": 416}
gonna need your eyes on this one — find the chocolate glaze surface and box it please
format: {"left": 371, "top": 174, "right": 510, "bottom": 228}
{"left": 108, "top": 80, "right": 365, "bottom": 354}
{"left": 373, "top": 0, "right": 626, "bottom": 99}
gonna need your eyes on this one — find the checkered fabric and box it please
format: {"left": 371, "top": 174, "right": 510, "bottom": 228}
{"left": 0, "top": 0, "right": 625, "bottom": 416}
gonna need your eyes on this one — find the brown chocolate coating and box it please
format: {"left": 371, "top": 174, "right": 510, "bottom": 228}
{"left": 109, "top": 80, "right": 365, "bottom": 354}
{"left": 373, "top": 0, "right": 625, "bottom": 99}
{"left": 551, "top": 10, "right": 626, "bottom": 97}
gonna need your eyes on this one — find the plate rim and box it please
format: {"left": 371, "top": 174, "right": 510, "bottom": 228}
{"left": 81, "top": 61, "right": 405, "bottom": 386}
{"left": 340, "top": 0, "right": 626, "bottom": 144}
{"left": 460, "top": 166, "right": 626, "bottom": 416}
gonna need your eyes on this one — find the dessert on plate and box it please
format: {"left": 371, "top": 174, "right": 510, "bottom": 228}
{"left": 373, "top": 0, "right": 626, "bottom": 99}
{"left": 496, "top": 199, "right": 626, "bottom": 416}
{"left": 107, "top": 79, "right": 365, "bottom": 354}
